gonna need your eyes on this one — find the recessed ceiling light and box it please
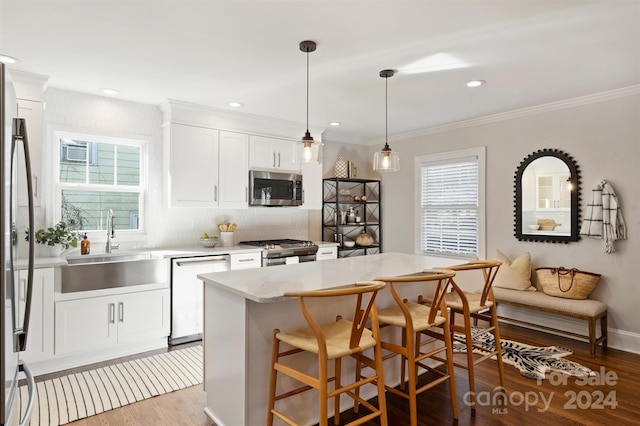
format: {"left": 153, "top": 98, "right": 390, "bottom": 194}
{"left": 0, "top": 54, "right": 18, "bottom": 64}
{"left": 228, "top": 102, "right": 243, "bottom": 108}
{"left": 100, "top": 88, "right": 120, "bottom": 95}
{"left": 329, "top": 122, "right": 341, "bottom": 126}
{"left": 466, "top": 80, "right": 486, "bottom": 88}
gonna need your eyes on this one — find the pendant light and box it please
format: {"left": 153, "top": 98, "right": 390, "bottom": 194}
{"left": 299, "top": 40, "right": 322, "bottom": 164}
{"left": 373, "top": 69, "right": 400, "bottom": 172}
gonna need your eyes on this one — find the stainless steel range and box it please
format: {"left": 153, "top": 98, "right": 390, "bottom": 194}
{"left": 239, "top": 239, "right": 318, "bottom": 267}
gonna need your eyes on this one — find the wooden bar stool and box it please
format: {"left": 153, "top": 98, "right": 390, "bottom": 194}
{"left": 374, "top": 269, "right": 458, "bottom": 426}
{"left": 267, "top": 281, "right": 388, "bottom": 426}
{"left": 443, "top": 259, "right": 505, "bottom": 410}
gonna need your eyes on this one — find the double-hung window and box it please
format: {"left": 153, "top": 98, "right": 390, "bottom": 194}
{"left": 415, "top": 147, "right": 485, "bottom": 258}
{"left": 54, "top": 131, "right": 146, "bottom": 233}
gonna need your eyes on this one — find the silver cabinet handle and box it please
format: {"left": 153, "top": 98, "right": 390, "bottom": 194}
{"left": 273, "top": 152, "right": 276, "bottom": 167}
{"left": 176, "top": 257, "right": 229, "bottom": 266}
{"left": 109, "top": 303, "right": 115, "bottom": 323}
{"left": 278, "top": 152, "right": 281, "bottom": 167}
{"left": 119, "top": 302, "right": 124, "bottom": 322}
{"left": 214, "top": 185, "right": 218, "bottom": 202}
{"left": 238, "top": 258, "right": 254, "bottom": 262}
{"left": 246, "top": 186, "right": 248, "bottom": 202}
{"left": 320, "top": 251, "right": 333, "bottom": 255}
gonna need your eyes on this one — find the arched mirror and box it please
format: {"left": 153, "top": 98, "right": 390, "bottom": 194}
{"left": 514, "top": 149, "right": 581, "bottom": 243}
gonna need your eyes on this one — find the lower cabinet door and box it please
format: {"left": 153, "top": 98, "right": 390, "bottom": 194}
{"left": 116, "top": 289, "right": 170, "bottom": 344}
{"left": 55, "top": 295, "right": 118, "bottom": 356}
{"left": 54, "top": 288, "right": 170, "bottom": 356}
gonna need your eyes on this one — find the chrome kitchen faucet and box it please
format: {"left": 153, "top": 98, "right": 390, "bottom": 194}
{"left": 105, "top": 209, "right": 120, "bottom": 253}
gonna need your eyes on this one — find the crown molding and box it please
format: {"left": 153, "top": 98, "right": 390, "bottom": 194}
{"left": 378, "top": 85, "right": 640, "bottom": 144}
{"left": 160, "top": 99, "right": 325, "bottom": 141}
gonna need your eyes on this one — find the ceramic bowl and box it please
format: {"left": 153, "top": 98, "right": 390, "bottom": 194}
{"left": 528, "top": 224, "right": 540, "bottom": 231}
{"left": 200, "top": 238, "right": 218, "bottom": 248}
{"left": 343, "top": 240, "right": 356, "bottom": 248}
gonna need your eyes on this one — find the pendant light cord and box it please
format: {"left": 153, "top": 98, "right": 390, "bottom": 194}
{"left": 306, "top": 49, "right": 310, "bottom": 133}
{"left": 385, "top": 74, "right": 388, "bottom": 148}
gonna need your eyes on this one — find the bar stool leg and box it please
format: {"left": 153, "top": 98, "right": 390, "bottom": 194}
{"left": 490, "top": 306, "right": 506, "bottom": 388}
{"left": 406, "top": 334, "right": 418, "bottom": 426}
{"left": 334, "top": 357, "right": 341, "bottom": 425}
{"left": 442, "top": 321, "right": 459, "bottom": 420}
{"left": 267, "top": 329, "right": 280, "bottom": 426}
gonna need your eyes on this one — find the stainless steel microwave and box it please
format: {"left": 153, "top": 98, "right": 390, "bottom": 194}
{"left": 249, "top": 170, "right": 303, "bottom": 206}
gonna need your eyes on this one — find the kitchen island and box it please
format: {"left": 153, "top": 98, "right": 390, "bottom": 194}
{"left": 198, "top": 252, "right": 461, "bottom": 426}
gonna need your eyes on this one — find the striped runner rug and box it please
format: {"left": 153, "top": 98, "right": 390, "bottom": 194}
{"left": 18, "top": 345, "right": 202, "bottom": 426}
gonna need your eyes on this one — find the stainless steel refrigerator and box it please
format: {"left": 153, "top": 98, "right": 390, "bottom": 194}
{"left": 1, "top": 62, "right": 36, "bottom": 426}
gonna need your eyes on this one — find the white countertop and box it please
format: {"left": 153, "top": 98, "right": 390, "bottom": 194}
{"left": 198, "top": 252, "right": 461, "bottom": 303}
{"left": 24, "top": 240, "right": 336, "bottom": 269}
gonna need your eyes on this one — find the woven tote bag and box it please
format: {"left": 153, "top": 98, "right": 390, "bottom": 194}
{"left": 535, "top": 267, "right": 601, "bottom": 299}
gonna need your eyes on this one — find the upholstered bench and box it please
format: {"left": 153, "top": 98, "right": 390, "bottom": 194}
{"left": 493, "top": 287, "right": 607, "bottom": 357}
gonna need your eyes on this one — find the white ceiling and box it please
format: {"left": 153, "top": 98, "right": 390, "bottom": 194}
{"left": 1, "top": 1, "right": 638, "bottom": 144}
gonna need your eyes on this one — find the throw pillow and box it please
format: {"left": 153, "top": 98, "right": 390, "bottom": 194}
{"left": 493, "top": 250, "right": 536, "bottom": 291}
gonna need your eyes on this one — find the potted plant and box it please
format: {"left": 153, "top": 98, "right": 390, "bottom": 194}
{"left": 25, "top": 221, "right": 79, "bottom": 255}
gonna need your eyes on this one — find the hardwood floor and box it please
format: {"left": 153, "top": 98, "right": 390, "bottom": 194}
{"left": 61, "top": 324, "right": 639, "bottom": 426}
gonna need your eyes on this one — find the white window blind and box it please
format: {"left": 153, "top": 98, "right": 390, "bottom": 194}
{"left": 420, "top": 156, "right": 478, "bottom": 256}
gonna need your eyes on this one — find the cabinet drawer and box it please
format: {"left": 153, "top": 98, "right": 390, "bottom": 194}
{"left": 230, "top": 252, "right": 262, "bottom": 270}
{"left": 316, "top": 246, "right": 338, "bottom": 261}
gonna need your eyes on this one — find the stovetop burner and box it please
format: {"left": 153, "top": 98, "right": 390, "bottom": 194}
{"left": 239, "top": 239, "right": 318, "bottom": 258}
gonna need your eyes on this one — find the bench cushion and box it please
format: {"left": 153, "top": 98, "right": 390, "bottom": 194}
{"left": 493, "top": 287, "right": 607, "bottom": 318}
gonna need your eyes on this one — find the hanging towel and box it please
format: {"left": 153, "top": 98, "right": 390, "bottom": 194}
{"left": 580, "top": 180, "right": 626, "bottom": 254}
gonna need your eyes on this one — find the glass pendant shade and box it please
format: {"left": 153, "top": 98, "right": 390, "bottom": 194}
{"left": 299, "top": 131, "right": 322, "bottom": 163}
{"left": 373, "top": 143, "right": 400, "bottom": 172}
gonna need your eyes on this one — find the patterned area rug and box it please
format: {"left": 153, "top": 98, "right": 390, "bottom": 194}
{"left": 18, "top": 345, "right": 202, "bottom": 426}
{"left": 453, "top": 327, "right": 594, "bottom": 380}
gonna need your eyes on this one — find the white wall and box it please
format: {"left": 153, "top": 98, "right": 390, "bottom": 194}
{"left": 42, "top": 89, "right": 310, "bottom": 250}
{"left": 371, "top": 91, "right": 640, "bottom": 351}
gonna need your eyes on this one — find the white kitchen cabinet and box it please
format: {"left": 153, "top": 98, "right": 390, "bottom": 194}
{"left": 54, "top": 288, "right": 170, "bottom": 356}
{"left": 315, "top": 246, "right": 338, "bottom": 261}
{"left": 536, "top": 173, "right": 571, "bottom": 210}
{"left": 299, "top": 162, "right": 322, "bottom": 210}
{"left": 168, "top": 123, "right": 219, "bottom": 208}
{"left": 218, "top": 131, "right": 249, "bottom": 208}
{"left": 166, "top": 124, "right": 249, "bottom": 208}
{"left": 19, "top": 268, "right": 54, "bottom": 363}
{"left": 249, "top": 135, "right": 299, "bottom": 172}
{"left": 230, "top": 252, "right": 262, "bottom": 270}
{"left": 16, "top": 99, "right": 43, "bottom": 207}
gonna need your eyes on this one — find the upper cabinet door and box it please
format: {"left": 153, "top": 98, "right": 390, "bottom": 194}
{"left": 168, "top": 123, "right": 219, "bottom": 208}
{"left": 17, "top": 99, "right": 43, "bottom": 207}
{"left": 299, "top": 162, "right": 322, "bottom": 210}
{"left": 218, "top": 131, "right": 249, "bottom": 209}
{"left": 249, "top": 135, "right": 300, "bottom": 172}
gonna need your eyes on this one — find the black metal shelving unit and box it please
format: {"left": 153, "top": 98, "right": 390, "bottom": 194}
{"left": 322, "top": 177, "right": 381, "bottom": 258}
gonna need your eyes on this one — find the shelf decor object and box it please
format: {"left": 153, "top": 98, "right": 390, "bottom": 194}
{"left": 373, "top": 69, "right": 400, "bottom": 172}
{"left": 298, "top": 40, "right": 322, "bottom": 164}
{"left": 335, "top": 156, "right": 348, "bottom": 178}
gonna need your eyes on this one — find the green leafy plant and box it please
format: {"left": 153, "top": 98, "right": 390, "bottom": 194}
{"left": 25, "top": 221, "right": 78, "bottom": 249}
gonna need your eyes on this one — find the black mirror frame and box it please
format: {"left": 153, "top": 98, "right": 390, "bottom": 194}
{"left": 514, "top": 149, "right": 581, "bottom": 243}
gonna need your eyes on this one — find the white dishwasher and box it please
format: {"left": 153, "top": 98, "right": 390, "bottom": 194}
{"left": 170, "top": 254, "right": 230, "bottom": 345}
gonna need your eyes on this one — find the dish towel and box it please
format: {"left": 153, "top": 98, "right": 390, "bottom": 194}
{"left": 580, "top": 180, "right": 627, "bottom": 254}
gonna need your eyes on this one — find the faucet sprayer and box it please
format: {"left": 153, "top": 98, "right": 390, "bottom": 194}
{"left": 105, "top": 209, "right": 119, "bottom": 253}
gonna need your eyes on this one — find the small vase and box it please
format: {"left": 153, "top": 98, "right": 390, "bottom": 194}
{"left": 335, "top": 156, "right": 348, "bottom": 178}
